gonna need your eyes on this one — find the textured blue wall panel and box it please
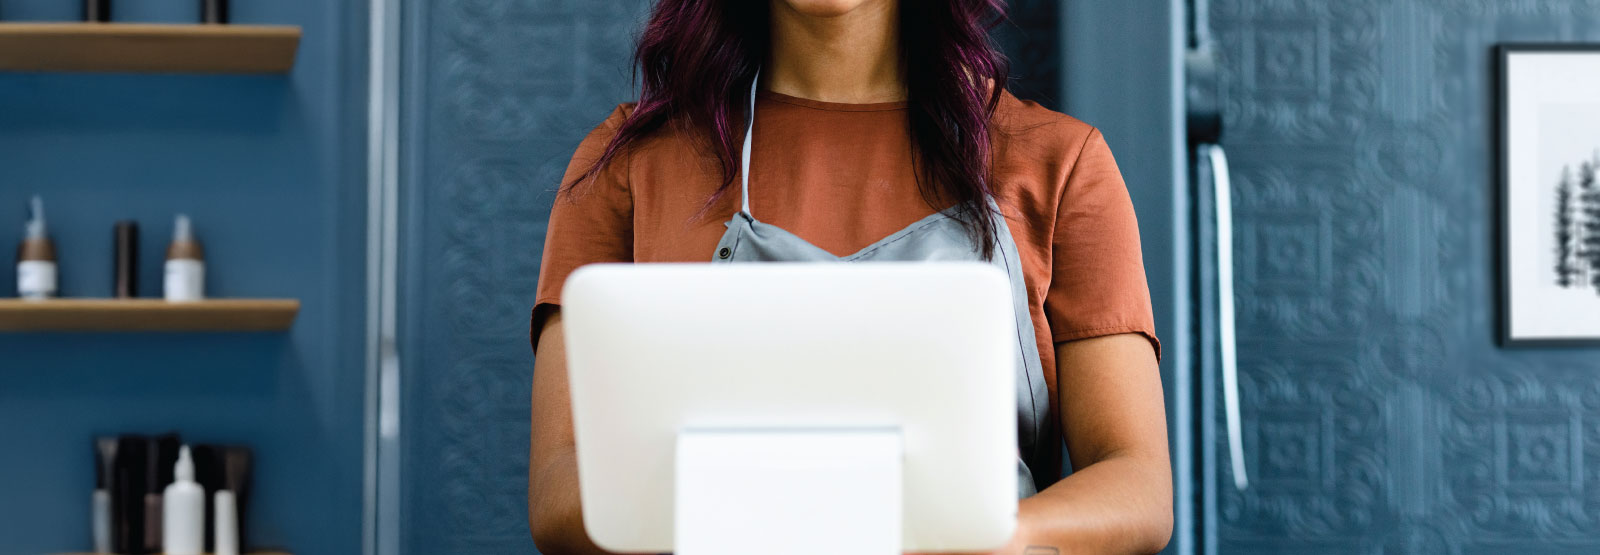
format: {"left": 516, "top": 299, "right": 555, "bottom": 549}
{"left": 0, "top": 2, "right": 369, "bottom": 554}
{"left": 396, "top": 1, "right": 652, "bottom": 553}
{"left": 1210, "top": 1, "right": 1600, "bottom": 553}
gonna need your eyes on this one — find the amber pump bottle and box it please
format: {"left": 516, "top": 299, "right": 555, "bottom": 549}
{"left": 164, "top": 214, "right": 204, "bottom": 302}
{"left": 17, "top": 196, "right": 58, "bottom": 300}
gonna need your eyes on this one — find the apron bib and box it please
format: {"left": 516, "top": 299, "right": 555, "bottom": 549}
{"left": 711, "top": 74, "right": 1053, "bottom": 498}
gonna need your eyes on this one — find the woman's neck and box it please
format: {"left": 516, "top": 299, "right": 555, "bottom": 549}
{"left": 766, "top": 1, "right": 904, "bottom": 104}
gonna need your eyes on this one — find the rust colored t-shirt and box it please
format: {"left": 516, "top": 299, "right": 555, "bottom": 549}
{"left": 532, "top": 89, "right": 1161, "bottom": 431}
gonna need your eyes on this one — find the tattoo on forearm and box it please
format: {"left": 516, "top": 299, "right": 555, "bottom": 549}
{"left": 1023, "top": 547, "right": 1060, "bottom": 555}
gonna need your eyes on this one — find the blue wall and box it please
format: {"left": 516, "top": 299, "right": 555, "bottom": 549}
{"left": 1209, "top": 1, "right": 1600, "bottom": 553}
{"left": 392, "top": 1, "right": 650, "bottom": 552}
{"left": 0, "top": 2, "right": 369, "bottom": 554}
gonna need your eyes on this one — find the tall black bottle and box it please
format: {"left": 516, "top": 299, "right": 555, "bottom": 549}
{"left": 84, "top": 0, "right": 109, "bottom": 22}
{"left": 201, "top": 0, "right": 227, "bottom": 23}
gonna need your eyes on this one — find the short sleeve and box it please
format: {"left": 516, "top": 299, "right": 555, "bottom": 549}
{"left": 531, "top": 105, "right": 636, "bottom": 351}
{"left": 1044, "top": 128, "right": 1161, "bottom": 360}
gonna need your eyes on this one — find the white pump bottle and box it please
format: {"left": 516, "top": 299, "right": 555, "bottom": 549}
{"left": 162, "top": 446, "right": 205, "bottom": 555}
{"left": 164, "top": 214, "right": 205, "bottom": 302}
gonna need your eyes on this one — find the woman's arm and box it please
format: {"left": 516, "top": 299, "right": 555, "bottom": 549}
{"left": 529, "top": 310, "right": 615, "bottom": 555}
{"left": 999, "top": 333, "right": 1173, "bottom": 555}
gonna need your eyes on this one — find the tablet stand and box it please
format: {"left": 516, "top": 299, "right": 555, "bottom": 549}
{"left": 675, "top": 428, "right": 903, "bottom": 555}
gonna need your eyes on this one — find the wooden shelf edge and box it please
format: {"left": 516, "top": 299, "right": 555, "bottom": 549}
{"left": 0, "top": 22, "right": 301, "bottom": 74}
{"left": 0, "top": 22, "right": 301, "bottom": 37}
{"left": 0, "top": 298, "right": 300, "bottom": 332}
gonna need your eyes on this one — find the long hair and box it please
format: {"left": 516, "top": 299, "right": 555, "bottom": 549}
{"left": 570, "top": 0, "right": 1010, "bottom": 256}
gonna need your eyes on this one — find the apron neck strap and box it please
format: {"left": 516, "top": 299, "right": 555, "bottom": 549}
{"left": 739, "top": 70, "right": 760, "bottom": 216}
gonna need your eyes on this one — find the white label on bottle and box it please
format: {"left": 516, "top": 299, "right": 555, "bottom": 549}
{"left": 17, "top": 260, "right": 57, "bottom": 299}
{"left": 164, "top": 259, "right": 205, "bottom": 302}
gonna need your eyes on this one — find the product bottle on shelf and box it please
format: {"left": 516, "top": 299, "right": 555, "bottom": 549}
{"left": 213, "top": 489, "right": 240, "bottom": 555}
{"left": 17, "top": 195, "right": 58, "bottom": 300}
{"left": 84, "top": 0, "right": 111, "bottom": 22}
{"left": 162, "top": 446, "right": 204, "bottom": 555}
{"left": 202, "top": 0, "right": 228, "bottom": 24}
{"left": 164, "top": 214, "right": 205, "bottom": 302}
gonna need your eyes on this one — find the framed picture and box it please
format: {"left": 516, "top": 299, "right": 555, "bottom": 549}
{"left": 1498, "top": 44, "right": 1600, "bottom": 346}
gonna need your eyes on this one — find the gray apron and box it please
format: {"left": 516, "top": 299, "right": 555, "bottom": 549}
{"left": 710, "top": 75, "right": 1053, "bottom": 498}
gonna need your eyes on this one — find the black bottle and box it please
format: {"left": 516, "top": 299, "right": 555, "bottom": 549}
{"left": 84, "top": 0, "right": 110, "bottom": 22}
{"left": 201, "top": 0, "right": 227, "bottom": 24}
{"left": 114, "top": 221, "right": 138, "bottom": 298}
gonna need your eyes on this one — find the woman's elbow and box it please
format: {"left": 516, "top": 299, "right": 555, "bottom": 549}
{"left": 528, "top": 487, "right": 576, "bottom": 553}
{"left": 1127, "top": 477, "right": 1174, "bottom": 554}
{"left": 528, "top": 496, "right": 550, "bottom": 548}
{"left": 528, "top": 523, "right": 561, "bottom": 554}
{"left": 1136, "top": 504, "right": 1174, "bottom": 554}
{"left": 528, "top": 503, "right": 572, "bottom": 554}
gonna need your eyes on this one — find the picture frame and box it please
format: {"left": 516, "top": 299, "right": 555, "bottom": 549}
{"left": 1497, "top": 44, "right": 1600, "bottom": 346}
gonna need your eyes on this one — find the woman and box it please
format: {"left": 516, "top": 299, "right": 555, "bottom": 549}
{"left": 528, "top": 0, "right": 1172, "bottom": 553}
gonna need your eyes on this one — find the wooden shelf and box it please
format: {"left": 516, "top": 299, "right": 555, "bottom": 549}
{"left": 0, "top": 299, "right": 300, "bottom": 331}
{"left": 0, "top": 23, "right": 300, "bottom": 73}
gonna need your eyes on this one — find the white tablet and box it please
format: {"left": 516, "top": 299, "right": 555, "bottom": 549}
{"left": 561, "top": 262, "right": 1018, "bottom": 553}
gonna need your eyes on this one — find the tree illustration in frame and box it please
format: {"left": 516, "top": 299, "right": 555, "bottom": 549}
{"left": 1555, "top": 166, "right": 1581, "bottom": 287}
{"left": 1582, "top": 154, "right": 1600, "bottom": 294}
{"left": 1552, "top": 153, "right": 1600, "bottom": 296}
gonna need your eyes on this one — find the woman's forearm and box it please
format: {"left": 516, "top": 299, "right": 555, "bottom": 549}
{"left": 529, "top": 313, "right": 616, "bottom": 555}
{"left": 1010, "top": 453, "right": 1173, "bottom": 555}
{"left": 528, "top": 448, "right": 613, "bottom": 555}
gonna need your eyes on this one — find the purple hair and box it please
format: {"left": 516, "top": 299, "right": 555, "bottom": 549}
{"left": 572, "top": 0, "right": 1011, "bottom": 256}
